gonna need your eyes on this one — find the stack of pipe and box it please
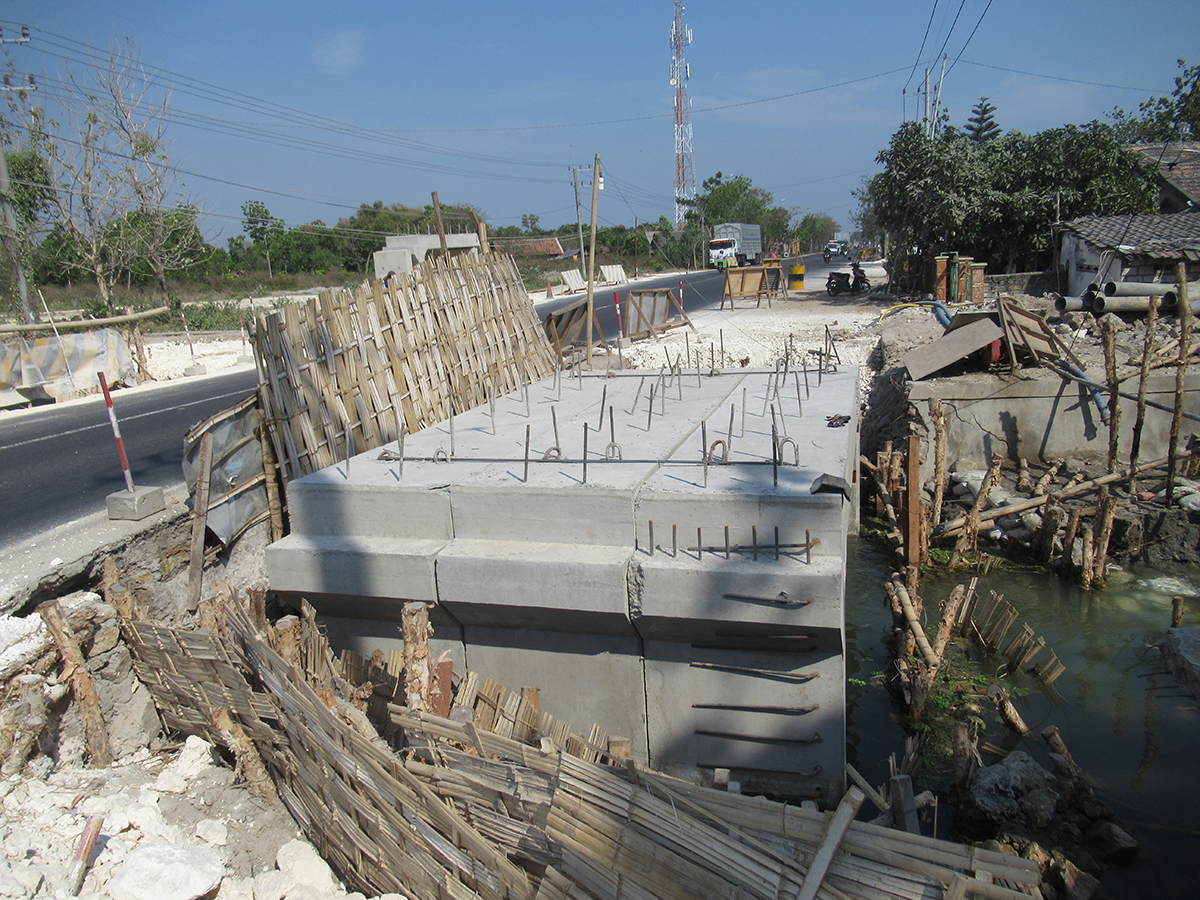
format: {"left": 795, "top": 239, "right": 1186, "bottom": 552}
{"left": 1055, "top": 281, "right": 1198, "bottom": 315}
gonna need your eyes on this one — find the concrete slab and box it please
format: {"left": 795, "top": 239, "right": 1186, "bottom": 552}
{"left": 266, "top": 534, "right": 445, "bottom": 607}
{"left": 436, "top": 539, "right": 635, "bottom": 634}
{"left": 631, "top": 550, "right": 845, "bottom": 639}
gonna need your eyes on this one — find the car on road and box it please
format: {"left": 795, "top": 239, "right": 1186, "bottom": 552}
{"left": 824, "top": 241, "right": 840, "bottom": 257}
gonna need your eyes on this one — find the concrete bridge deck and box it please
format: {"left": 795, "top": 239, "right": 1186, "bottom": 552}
{"left": 268, "top": 361, "right": 860, "bottom": 800}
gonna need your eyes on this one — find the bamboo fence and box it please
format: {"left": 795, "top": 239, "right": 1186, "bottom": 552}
{"left": 253, "top": 253, "right": 557, "bottom": 480}
{"left": 119, "top": 590, "right": 1043, "bottom": 900}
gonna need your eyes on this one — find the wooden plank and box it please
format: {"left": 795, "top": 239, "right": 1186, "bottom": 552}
{"left": 796, "top": 786, "right": 866, "bottom": 900}
{"left": 890, "top": 774, "right": 921, "bottom": 835}
{"left": 904, "top": 318, "right": 1004, "bottom": 381}
{"left": 906, "top": 435, "right": 922, "bottom": 569}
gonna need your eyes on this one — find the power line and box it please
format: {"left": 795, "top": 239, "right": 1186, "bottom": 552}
{"left": 904, "top": 0, "right": 941, "bottom": 94}
{"left": 944, "top": 0, "right": 994, "bottom": 80}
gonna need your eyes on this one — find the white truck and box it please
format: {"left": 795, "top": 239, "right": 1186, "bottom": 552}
{"left": 708, "top": 223, "right": 762, "bottom": 268}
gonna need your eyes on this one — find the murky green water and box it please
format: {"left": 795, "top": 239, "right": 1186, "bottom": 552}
{"left": 844, "top": 536, "right": 1200, "bottom": 900}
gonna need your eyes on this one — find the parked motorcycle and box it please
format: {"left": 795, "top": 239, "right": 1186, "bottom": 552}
{"left": 825, "top": 263, "right": 870, "bottom": 296}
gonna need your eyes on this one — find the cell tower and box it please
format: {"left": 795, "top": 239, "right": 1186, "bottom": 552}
{"left": 670, "top": 0, "right": 695, "bottom": 231}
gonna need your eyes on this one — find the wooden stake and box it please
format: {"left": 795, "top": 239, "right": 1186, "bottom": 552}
{"left": 1033, "top": 500, "right": 1065, "bottom": 564}
{"left": 948, "top": 453, "right": 1002, "bottom": 568}
{"left": 1128, "top": 294, "right": 1159, "bottom": 493}
{"left": 1092, "top": 492, "right": 1118, "bottom": 584}
{"left": 1101, "top": 318, "right": 1121, "bottom": 473}
{"left": 906, "top": 435, "right": 922, "bottom": 570}
{"left": 796, "top": 786, "right": 866, "bottom": 900}
{"left": 1062, "top": 508, "right": 1082, "bottom": 571}
{"left": 187, "top": 432, "right": 214, "bottom": 613}
{"left": 38, "top": 601, "right": 112, "bottom": 768}
{"left": 929, "top": 399, "right": 947, "bottom": 526}
{"left": 987, "top": 684, "right": 1029, "bottom": 735}
{"left": 403, "top": 601, "right": 434, "bottom": 712}
{"left": 211, "top": 708, "right": 277, "bottom": 801}
{"left": 1171, "top": 596, "right": 1185, "bottom": 628}
{"left": 1080, "top": 524, "right": 1094, "bottom": 591}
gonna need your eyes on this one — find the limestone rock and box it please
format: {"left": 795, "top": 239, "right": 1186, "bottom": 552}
{"left": 106, "top": 842, "right": 225, "bottom": 900}
{"left": 275, "top": 839, "right": 338, "bottom": 894}
{"left": 251, "top": 868, "right": 292, "bottom": 900}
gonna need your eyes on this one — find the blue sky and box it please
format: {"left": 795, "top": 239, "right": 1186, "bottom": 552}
{"left": 2, "top": 1, "right": 1197, "bottom": 244}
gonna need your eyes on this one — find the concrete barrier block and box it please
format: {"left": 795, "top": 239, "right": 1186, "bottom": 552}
{"left": 106, "top": 485, "right": 166, "bottom": 521}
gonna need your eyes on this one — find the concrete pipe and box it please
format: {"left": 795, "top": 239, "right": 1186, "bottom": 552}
{"left": 1157, "top": 290, "right": 1181, "bottom": 309}
{"left": 1091, "top": 295, "right": 1153, "bottom": 314}
{"left": 1054, "top": 294, "right": 1087, "bottom": 312}
{"left": 1105, "top": 281, "right": 1174, "bottom": 297}
{"left": 1082, "top": 289, "right": 1104, "bottom": 311}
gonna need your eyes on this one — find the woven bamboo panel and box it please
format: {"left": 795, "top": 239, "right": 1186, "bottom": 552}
{"left": 253, "top": 253, "right": 557, "bottom": 480}
{"left": 124, "top": 595, "right": 1042, "bottom": 900}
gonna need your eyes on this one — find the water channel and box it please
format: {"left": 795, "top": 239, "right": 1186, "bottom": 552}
{"left": 844, "top": 536, "right": 1199, "bottom": 900}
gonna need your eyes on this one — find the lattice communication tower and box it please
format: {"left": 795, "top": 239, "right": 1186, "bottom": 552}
{"left": 670, "top": 0, "right": 695, "bottom": 231}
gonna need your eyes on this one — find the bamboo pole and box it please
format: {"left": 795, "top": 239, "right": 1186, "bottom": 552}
{"left": 1168, "top": 263, "right": 1192, "bottom": 502}
{"left": 1128, "top": 294, "right": 1159, "bottom": 494}
{"left": 0, "top": 305, "right": 170, "bottom": 334}
{"left": 892, "top": 576, "right": 939, "bottom": 670}
{"left": 38, "top": 600, "right": 112, "bottom": 767}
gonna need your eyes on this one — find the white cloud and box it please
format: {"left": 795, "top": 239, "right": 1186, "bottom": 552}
{"left": 312, "top": 30, "right": 366, "bottom": 75}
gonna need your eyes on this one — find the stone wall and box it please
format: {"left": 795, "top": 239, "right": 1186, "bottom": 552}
{"left": 983, "top": 270, "right": 1064, "bottom": 299}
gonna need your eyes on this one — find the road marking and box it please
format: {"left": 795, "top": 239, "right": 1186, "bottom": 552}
{"left": 0, "top": 387, "right": 254, "bottom": 452}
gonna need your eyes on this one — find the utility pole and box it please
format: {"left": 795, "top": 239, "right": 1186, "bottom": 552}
{"left": 585, "top": 154, "right": 601, "bottom": 366}
{"left": 0, "top": 26, "right": 33, "bottom": 324}
{"left": 923, "top": 68, "right": 930, "bottom": 136}
{"left": 930, "top": 55, "right": 947, "bottom": 137}
{"left": 571, "top": 165, "right": 587, "bottom": 281}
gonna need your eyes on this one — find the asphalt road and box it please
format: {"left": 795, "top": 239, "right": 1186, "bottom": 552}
{"left": 0, "top": 368, "right": 260, "bottom": 548}
{"left": 536, "top": 254, "right": 844, "bottom": 337}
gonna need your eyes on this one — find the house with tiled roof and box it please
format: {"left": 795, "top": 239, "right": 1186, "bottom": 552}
{"left": 1059, "top": 209, "right": 1200, "bottom": 296}
{"left": 1124, "top": 142, "right": 1200, "bottom": 213}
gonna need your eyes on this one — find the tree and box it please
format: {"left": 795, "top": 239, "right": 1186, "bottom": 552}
{"left": 794, "top": 213, "right": 838, "bottom": 254}
{"left": 242, "top": 200, "right": 283, "bottom": 277}
{"left": 865, "top": 118, "right": 1156, "bottom": 279}
{"left": 681, "top": 171, "right": 795, "bottom": 250}
{"left": 966, "top": 98, "right": 1000, "bottom": 143}
{"left": 100, "top": 45, "right": 206, "bottom": 309}
{"left": 520, "top": 213, "right": 542, "bottom": 234}
{"left": 28, "top": 39, "right": 205, "bottom": 313}
{"left": 1110, "top": 59, "right": 1199, "bottom": 142}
